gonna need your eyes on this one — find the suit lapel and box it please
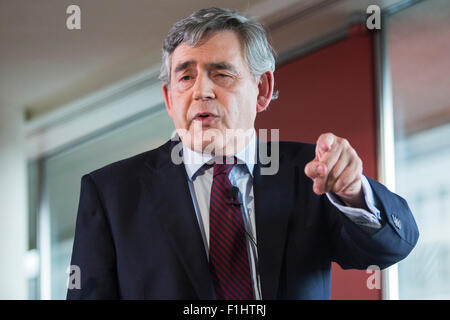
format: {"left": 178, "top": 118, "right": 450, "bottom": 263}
{"left": 141, "top": 140, "right": 215, "bottom": 299}
{"left": 253, "top": 140, "right": 293, "bottom": 299}
{"left": 139, "top": 139, "right": 293, "bottom": 300}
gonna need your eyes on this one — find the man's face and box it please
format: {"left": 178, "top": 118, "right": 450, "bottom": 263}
{"left": 162, "top": 30, "right": 267, "bottom": 154}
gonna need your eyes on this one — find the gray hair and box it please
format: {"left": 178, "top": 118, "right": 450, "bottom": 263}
{"left": 159, "top": 7, "right": 277, "bottom": 97}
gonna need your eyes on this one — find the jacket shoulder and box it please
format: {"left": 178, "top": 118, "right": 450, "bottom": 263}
{"left": 86, "top": 139, "right": 174, "bottom": 184}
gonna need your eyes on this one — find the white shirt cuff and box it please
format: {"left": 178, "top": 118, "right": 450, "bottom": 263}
{"left": 326, "top": 175, "right": 382, "bottom": 229}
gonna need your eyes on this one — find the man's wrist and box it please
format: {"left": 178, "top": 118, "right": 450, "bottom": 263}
{"left": 337, "top": 187, "right": 367, "bottom": 210}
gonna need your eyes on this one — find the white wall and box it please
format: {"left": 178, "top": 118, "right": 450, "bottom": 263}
{"left": 0, "top": 105, "right": 27, "bottom": 299}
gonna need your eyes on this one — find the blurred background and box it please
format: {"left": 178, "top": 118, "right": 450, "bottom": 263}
{"left": 0, "top": 0, "right": 449, "bottom": 300}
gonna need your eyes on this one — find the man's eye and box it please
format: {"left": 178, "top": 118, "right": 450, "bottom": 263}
{"left": 216, "top": 73, "right": 230, "bottom": 78}
{"left": 180, "top": 75, "right": 192, "bottom": 81}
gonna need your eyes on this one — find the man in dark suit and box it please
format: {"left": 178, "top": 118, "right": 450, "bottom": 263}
{"left": 67, "top": 7, "right": 418, "bottom": 300}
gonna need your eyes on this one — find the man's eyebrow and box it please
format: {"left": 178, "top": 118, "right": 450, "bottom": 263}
{"left": 173, "top": 60, "right": 238, "bottom": 75}
{"left": 174, "top": 60, "right": 196, "bottom": 74}
{"left": 207, "top": 62, "right": 238, "bottom": 74}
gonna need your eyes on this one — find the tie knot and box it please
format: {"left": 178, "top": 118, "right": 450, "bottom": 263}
{"left": 212, "top": 156, "right": 237, "bottom": 176}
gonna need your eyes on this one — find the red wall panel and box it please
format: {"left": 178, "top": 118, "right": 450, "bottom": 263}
{"left": 255, "top": 26, "right": 380, "bottom": 299}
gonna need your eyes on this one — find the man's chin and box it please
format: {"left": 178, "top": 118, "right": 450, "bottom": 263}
{"left": 190, "top": 139, "right": 226, "bottom": 155}
{"left": 179, "top": 126, "right": 224, "bottom": 154}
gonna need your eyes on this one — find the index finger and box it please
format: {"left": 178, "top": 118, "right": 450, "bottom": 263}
{"left": 316, "top": 132, "right": 336, "bottom": 161}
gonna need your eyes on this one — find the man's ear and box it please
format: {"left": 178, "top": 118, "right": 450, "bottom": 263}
{"left": 162, "top": 83, "right": 173, "bottom": 118}
{"left": 256, "top": 70, "right": 274, "bottom": 113}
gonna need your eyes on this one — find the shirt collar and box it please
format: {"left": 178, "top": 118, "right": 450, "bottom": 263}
{"left": 182, "top": 128, "right": 257, "bottom": 180}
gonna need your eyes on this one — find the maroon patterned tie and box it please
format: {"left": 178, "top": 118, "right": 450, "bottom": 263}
{"left": 209, "top": 159, "right": 254, "bottom": 300}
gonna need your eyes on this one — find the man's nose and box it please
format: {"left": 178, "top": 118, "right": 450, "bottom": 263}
{"left": 193, "top": 73, "right": 215, "bottom": 100}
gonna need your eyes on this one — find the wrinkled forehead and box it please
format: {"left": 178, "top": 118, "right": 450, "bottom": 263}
{"left": 173, "top": 28, "right": 244, "bottom": 54}
{"left": 169, "top": 30, "right": 247, "bottom": 72}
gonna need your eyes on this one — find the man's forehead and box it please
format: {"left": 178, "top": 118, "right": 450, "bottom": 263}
{"left": 170, "top": 31, "right": 244, "bottom": 67}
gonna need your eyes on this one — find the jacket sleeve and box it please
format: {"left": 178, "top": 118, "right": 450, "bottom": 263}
{"left": 66, "top": 174, "right": 120, "bottom": 299}
{"left": 326, "top": 176, "right": 419, "bottom": 270}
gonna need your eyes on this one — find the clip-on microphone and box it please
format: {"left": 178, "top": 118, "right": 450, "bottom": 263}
{"left": 229, "top": 186, "right": 242, "bottom": 207}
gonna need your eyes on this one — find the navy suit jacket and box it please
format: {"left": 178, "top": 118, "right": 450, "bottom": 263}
{"left": 67, "top": 139, "right": 419, "bottom": 299}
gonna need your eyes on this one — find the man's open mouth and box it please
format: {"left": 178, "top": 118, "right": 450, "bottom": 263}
{"left": 193, "top": 112, "right": 218, "bottom": 124}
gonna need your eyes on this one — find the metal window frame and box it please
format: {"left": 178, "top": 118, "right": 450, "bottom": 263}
{"left": 374, "top": 13, "right": 399, "bottom": 300}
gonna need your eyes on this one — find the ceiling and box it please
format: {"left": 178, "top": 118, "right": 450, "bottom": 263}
{"left": 2, "top": 0, "right": 446, "bottom": 135}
